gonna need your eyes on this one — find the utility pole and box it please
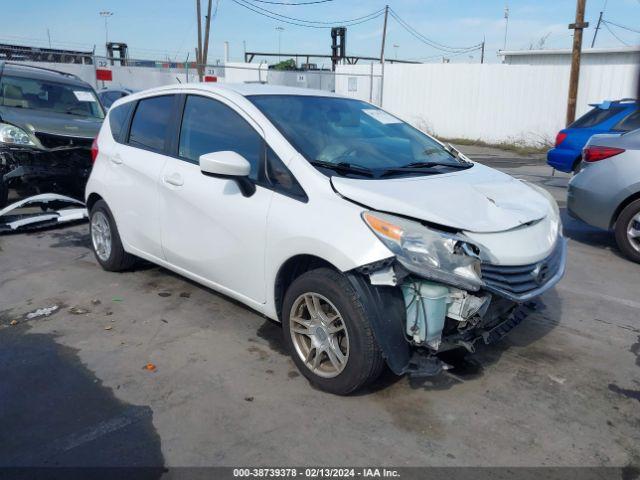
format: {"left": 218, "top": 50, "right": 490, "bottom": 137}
{"left": 503, "top": 2, "right": 509, "bottom": 50}
{"left": 591, "top": 11, "right": 603, "bottom": 47}
{"left": 566, "top": 0, "right": 589, "bottom": 126}
{"left": 202, "top": 0, "right": 213, "bottom": 71}
{"left": 99, "top": 11, "right": 113, "bottom": 56}
{"left": 480, "top": 38, "right": 485, "bottom": 64}
{"left": 276, "top": 26, "right": 284, "bottom": 62}
{"left": 379, "top": 5, "right": 389, "bottom": 106}
{"left": 196, "top": 0, "right": 203, "bottom": 81}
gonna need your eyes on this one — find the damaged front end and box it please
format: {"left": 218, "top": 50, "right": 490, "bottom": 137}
{"left": 352, "top": 210, "right": 567, "bottom": 378}
{"left": 0, "top": 128, "right": 93, "bottom": 207}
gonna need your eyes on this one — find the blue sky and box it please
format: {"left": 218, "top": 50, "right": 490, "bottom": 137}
{"left": 2, "top": 0, "right": 639, "bottom": 64}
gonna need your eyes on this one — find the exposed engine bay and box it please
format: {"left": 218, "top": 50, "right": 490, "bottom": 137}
{"left": 0, "top": 133, "right": 93, "bottom": 208}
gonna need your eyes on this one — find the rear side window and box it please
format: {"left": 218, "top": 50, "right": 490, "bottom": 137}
{"left": 613, "top": 110, "right": 640, "bottom": 132}
{"left": 178, "top": 95, "right": 262, "bottom": 180}
{"left": 570, "top": 106, "right": 624, "bottom": 128}
{"left": 108, "top": 102, "right": 133, "bottom": 142}
{"left": 128, "top": 95, "right": 174, "bottom": 152}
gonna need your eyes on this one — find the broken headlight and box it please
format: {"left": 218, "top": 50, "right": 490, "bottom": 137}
{"left": 362, "top": 211, "right": 483, "bottom": 291}
{"left": 0, "top": 123, "right": 36, "bottom": 146}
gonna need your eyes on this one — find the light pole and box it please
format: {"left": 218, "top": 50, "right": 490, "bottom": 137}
{"left": 275, "top": 26, "right": 284, "bottom": 62}
{"left": 393, "top": 44, "right": 399, "bottom": 60}
{"left": 99, "top": 11, "right": 113, "bottom": 55}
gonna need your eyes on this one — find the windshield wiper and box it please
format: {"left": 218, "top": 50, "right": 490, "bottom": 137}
{"left": 380, "top": 161, "right": 472, "bottom": 177}
{"left": 406, "top": 161, "right": 471, "bottom": 169}
{"left": 310, "top": 160, "right": 374, "bottom": 177}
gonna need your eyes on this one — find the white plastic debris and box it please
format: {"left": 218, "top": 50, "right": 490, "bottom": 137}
{"left": 25, "top": 305, "right": 59, "bottom": 320}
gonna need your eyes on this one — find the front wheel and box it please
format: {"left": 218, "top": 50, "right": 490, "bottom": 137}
{"left": 614, "top": 199, "right": 640, "bottom": 263}
{"left": 282, "top": 268, "right": 385, "bottom": 395}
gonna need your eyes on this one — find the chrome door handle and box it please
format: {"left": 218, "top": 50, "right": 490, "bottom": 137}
{"left": 111, "top": 153, "right": 123, "bottom": 165}
{"left": 163, "top": 173, "right": 184, "bottom": 186}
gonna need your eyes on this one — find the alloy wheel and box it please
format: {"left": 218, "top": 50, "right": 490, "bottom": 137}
{"left": 91, "top": 211, "right": 112, "bottom": 262}
{"left": 627, "top": 213, "right": 640, "bottom": 253}
{"left": 289, "top": 292, "right": 350, "bottom": 378}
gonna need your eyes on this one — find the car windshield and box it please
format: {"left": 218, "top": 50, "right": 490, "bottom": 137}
{"left": 248, "top": 95, "right": 469, "bottom": 178}
{"left": 0, "top": 75, "right": 104, "bottom": 119}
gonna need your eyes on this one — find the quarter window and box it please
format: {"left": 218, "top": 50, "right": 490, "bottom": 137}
{"left": 108, "top": 102, "right": 133, "bottom": 142}
{"left": 265, "top": 146, "right": 306, "bottom": 201}
{"left": 178, "top": 95, "right": 262, "bottom": 180}
{"left": 128, "top": 95, "right": 174, "bottom": 152}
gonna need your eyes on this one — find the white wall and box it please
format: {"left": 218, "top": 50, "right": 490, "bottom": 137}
{"left": 337, "top": 62, "right": 638, "bottom": 146}
{"left": 17, "top": 61, "right": 199, "bottom": 90}
{"left": 335, "top": 63, "right": 382, "bottom": 105}
{"left": 502, "top": 47, "right": 640, "bottom": 66}
{"left": 224, "top": 62, "right": 267, "bottom": 84}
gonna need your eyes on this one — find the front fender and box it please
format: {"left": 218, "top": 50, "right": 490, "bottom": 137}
{"left": 345, "top": 271, "right": 411, "bottom": 375}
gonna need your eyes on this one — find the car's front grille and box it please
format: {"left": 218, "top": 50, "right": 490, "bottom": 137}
{"left": 35, "top": 132, "right": 93, "bottom": 150}
{"left": 481, "top": 239, "right": 565, "bottom": 301}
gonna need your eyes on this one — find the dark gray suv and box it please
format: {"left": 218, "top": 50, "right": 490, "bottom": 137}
{"left": 0, "top": 62, "right": 104, "bottom": 207}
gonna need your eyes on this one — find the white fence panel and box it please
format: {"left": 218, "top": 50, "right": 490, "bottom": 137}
{"left": 223, "top": 62, "right": 267, "bottom": 83}
{"left": 335, "top": 64, "right": 382, "bottom": 105}
{"left": 336, "top": 62, "right": 637, "bottom": 146}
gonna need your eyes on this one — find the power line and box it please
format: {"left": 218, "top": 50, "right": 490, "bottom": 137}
{"left": 248, "top": 0, "right": 333, "bottom": 4}
{"left": 388, "top": 8, "right": 482, "bottom": 53}
{"left": 603, "top": 21, "right": 630, "bottom": 46}
{"left": 230, "top": 0, "right": 384, "bottom": 28}
{"left": 603, "top": 19, "right": 640, "bottom": 35}
{"left": 238, "top": 0, "right": 384, "bottom": 25}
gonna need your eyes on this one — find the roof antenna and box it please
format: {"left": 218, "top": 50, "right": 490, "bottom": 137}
{"left": 176, "top": 77, "right": 182, "bottom": 84}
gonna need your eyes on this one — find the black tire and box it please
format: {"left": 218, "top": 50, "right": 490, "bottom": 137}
{"left": 89, "top": 199, "right": 137, "bottom": 271}
{"left": 572, "top": 156, "right": 583, "bottom": 174}
{"left": 614, "top": 199, "right": 640, "bottom": 263}
{"left": 282, "top": 268, "right": 385, "bottom": 395}
{"left": 0, "top": 181, "right": 8, "bottom": 209}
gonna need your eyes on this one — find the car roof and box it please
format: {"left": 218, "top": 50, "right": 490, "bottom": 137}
{"left": 123, "top": 82, "right": 346, "bottom": 102}
{"left": 99, "top": 87, "right": 135, "bottom": 93}
{"left": 0, "top": 62, "right": 91, "bottom": 88}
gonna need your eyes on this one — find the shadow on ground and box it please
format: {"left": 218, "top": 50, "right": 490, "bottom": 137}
{"left": 0, "top": 322, "right": 165, "bottom": 474}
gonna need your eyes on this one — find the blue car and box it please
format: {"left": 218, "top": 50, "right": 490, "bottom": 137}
{"left": 547, "top": 98, "right": 638, "bottom": 173}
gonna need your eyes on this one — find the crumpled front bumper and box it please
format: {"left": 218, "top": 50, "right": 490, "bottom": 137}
{"left": 0, "top": 143, "right": 92, "bottom": 200}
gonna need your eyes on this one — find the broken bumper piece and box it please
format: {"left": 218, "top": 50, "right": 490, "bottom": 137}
{"left": 0, "top": 193, "right": 87, "bottom": 233}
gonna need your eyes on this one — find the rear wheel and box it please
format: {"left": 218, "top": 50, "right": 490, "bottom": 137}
{"left": 282, "top": 268, "right": 384, "bottom": 395}
{"left": 89, "top": 199, "right": 136, "bottom": 271}
{"left": 614, "top": 199, "right": 640, "bottom": 263}
{"left": 571, "top": 156, "right": 583, "bottom": 174}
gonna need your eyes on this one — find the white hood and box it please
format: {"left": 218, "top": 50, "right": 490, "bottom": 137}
{"left": 331, "top": 163, "right": 550, "bottom": 233}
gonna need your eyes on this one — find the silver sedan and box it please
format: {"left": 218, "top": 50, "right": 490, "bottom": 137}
{"left": 568, "top": 126, "right": 640, "bottom": 263}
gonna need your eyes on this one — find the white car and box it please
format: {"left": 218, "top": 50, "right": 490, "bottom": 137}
{"left": 86, "top": 84, "right": 566, "bottom": 394}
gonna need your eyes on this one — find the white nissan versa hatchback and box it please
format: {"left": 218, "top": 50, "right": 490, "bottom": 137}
{"left": 86, "top": 84, "right": 566, "bottom": 394}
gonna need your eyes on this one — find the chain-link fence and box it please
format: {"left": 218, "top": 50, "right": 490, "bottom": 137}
{"left": 1, "top": 44, "right": 382, "bottom": 104}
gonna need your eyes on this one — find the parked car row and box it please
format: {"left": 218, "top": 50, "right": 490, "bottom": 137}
{"left": 0, "top": 61, "right": 636, "bottom": 393}
{"left": 547, "top": 99, "right": 639, "bottom": 173}
{"left": 547, "top": 97, "right": 640, "bottom": 263}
